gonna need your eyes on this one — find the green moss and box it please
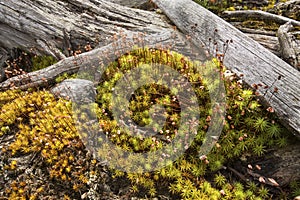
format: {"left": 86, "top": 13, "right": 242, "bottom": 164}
{"left": 241, "top": 20, "right": 280, "bottom": 31}
{"left": 92, "top": 48, "right": 287, "bottom": 199}
{"left": 31, "top": 55, "right": 57, "bottom": 71}
{"left": 55, "top": 72, "right": 77, "bottom": 83}
{"left": 290, "top": 180, "right": 300, "bottom": 198}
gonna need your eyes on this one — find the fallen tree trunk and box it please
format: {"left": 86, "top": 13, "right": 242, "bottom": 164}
{"left": 0, "top": 0, "right": 169, "bottom": 59}
{"left": 245, "top": 33, "right": 279, "bottom": 56}
{"left": 226, "top": 24, "right": 280, "bottom": 56}
{"left": 153, "top": 0, "right": 300, "bottom": 137}
{"left": 0, "top": 30, "right": 194, "bottom": 90}
{"left": 106, "top": 0, "right": 154, "bottom": 9}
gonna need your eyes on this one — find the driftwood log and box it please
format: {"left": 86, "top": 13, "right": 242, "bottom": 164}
{"left": 0, "top": 0, "right": 300, "bottom": 188}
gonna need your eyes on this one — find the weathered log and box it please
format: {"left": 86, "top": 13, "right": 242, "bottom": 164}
{"left": 278, "top": 22, "right": 300, "bottom": 70}
{"left": 234, "top": 26, "right": 277, "bottom": 37}
{"left": 1, "top": 0, "right": 300, "bottom": 138}
{"left": 228, "top": 25, "right": 279, "bottom": 55}
{"left": 0, "top": 30, "right": 193, "bottom": 90}
{"left": 222, "top": 10, "right": 300, "bottom": 27}
{"left": 0, "top": 48, "right": 7, "bottom": 82}
{"left": 0, "top": 0, "right": 169, "bottom": 59}
{"left": 153, "top": 0, "right": 300, "bottom": 137}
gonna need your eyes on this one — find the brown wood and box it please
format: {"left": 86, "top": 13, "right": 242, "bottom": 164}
{"left": 153, "top": 0, "right": 300, "bottom": 137}
{"left": 249, "top": 143, "right": 300, "bottom": 186}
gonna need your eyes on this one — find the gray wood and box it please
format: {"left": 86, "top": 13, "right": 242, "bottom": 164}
{"left": 153, "top": 0, "right": 300, "bottom": 137}
{"left": 245, "top": 33, "right": 279, "bottom": 56}
{"left": 0, "top": 0, "right": 299, "bottom": 137}
{"left": 278, "top": 22, "right": 300, "bottom": 70}
{"left": 105, "top": 0, "right": 154, "bottom": 10}
{"left": 229, "top": 25, "right": 279, "bottom": 55}
{"left": 0, "top": 0, "right": 169, "bottom": 58}
{"left": 0, "top": 30, "right": 201, "bottom": 89}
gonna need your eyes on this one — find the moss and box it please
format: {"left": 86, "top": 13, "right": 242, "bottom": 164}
{"left": 241, "top": 20, "right": 280, "bottom": 31}
{"left": 0, "top": 47, "right": 292, "bottom": 199}
{"left": 0, "top": 89, "right": 98, "bottom": 199}
{"left": 55, "top": 72, "right": 77, "bottom": 83}
{"left": 31, "top": 55, "right": 57, "bottom": 71}
{"left": 93, "top": 48, "right": 287, "bottom": 199}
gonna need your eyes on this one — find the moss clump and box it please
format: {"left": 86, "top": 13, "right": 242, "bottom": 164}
{"left": 92, "top": 48, "right": 288, "bottom": 199}
{"left": 0, "top": 90, "right": 101, "bottom": 199}
{"left": 55, "top": 72, "right": 77, "bottom": 83}
{"left": 31, "top": 55, "right": 57, "bottom": 71}
{"left": 0, "top": 47, "right": 292, "bottom": 199}
{"left": 96, "top": 48, "right": 212, "bottom": 155}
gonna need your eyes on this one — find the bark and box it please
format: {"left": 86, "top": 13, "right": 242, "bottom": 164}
{"left": 228, "top": 24, "right": 279, "bottom": 55}
{"left": 105, "top": 0, "right": 154, "bottom": 10}
{"left": 0, "top": 47, "right": 7, "bottom": 82}
{"left": 278, "top": 22, "right": 300, "bottom": 70}
{"left": 153, "top": 0, "right": 300, "bottom": 137}
{"left": 235, "top": 26, "right": 277, "bottom": 37}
